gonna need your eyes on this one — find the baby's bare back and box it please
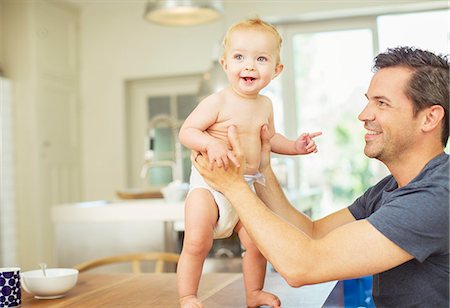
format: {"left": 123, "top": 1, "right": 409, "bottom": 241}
{"left": 206, "top": 90, "right": 272, "bottom": 175}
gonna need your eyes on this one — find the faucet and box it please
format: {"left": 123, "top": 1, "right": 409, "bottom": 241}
{"left": 140, "top": 114, "right": 183, "bottom": 184}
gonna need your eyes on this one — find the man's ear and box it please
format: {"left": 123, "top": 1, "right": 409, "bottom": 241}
{"left": 272, "top": 63, "right": 284, "bottom": 79}
{"left": 422, "top": 105, "right": 445, "bottom": 132}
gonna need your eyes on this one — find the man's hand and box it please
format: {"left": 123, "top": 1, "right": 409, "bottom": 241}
{"left": 192, "top": 126, "right": 245, "bottom": 193}
{"left": 205, "top": 140, "right": 239, "bottom": 170}
{"left": 259, "top": 124, "right": 273, "bottom": 174}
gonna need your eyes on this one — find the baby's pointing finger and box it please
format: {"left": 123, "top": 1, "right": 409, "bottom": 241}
{"left": 309, "top": 131, "right": 323, "bottom": 139}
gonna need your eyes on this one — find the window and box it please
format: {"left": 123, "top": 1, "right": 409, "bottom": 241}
{"left": 378, "top": 10, "right": 449, "bottom": 55}
{"left": 277, "top": 8, "right": 448, "bottom": 218}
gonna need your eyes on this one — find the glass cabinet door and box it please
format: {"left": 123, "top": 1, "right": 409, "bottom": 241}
{"left": 126, "top": 74, "right": 201, "bottom": 190}
{"left": 146, "top": 94, "right": 198, "bottom": 186}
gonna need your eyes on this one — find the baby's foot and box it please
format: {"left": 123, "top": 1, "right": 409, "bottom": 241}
{"left": 179, "top": 295, "right": 204, "bottom": 308}
{"left": 246, "top": 290, "right": 281, "bottom": 308}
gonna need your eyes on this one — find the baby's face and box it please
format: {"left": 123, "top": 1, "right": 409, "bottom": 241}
{"left": 221, "top": 29, "right": 283, "bottom": 98}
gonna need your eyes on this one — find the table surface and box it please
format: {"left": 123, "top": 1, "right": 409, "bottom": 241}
{"left": 21, "top": 272, "right": 342, "bottom": 307}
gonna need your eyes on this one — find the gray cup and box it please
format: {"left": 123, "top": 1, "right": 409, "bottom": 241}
{"left": 0, "top": 267, "right": 21, "bottom": 307}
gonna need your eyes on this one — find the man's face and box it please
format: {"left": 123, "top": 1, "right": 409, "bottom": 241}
{"left": 358, "top": 67, "right": 423, "bottom": 164}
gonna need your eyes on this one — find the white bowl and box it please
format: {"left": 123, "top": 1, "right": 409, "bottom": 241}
{"left": 21, "top": 268, "right": 78, "bottom": 299}
{"left": 161, "top": 181, "right": 189, "bottom": 202}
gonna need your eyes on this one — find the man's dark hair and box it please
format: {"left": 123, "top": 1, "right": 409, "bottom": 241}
{"left": 373, "top": 46, "right": 449, "bottom": 147}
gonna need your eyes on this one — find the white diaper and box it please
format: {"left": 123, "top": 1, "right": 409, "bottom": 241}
{"left": 188, "top": 167, "right": 265, "bottom": 239}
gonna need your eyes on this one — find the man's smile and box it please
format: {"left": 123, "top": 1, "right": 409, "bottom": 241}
{"left": 364, "top": 127, "right": 382, "bottom": 140}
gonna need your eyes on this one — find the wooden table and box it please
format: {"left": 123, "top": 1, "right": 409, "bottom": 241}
{"left": 21, "top": 273, "right": 342, "bottom": 307}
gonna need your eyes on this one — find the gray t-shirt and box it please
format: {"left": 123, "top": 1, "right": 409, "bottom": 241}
{"left": 348, "top": 153, "right": 449, "bottom": 307}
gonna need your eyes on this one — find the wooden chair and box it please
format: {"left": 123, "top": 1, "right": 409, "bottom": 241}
{"left": 74, "top": 252, "right": 180, "bottom": 274}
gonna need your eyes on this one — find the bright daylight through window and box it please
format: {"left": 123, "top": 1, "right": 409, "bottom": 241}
{"left": 280, "top": 9, "right": 448, "bottom": 218}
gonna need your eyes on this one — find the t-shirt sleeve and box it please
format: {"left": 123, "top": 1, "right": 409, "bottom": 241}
{"left": 348, "top": 194, "right": 368, "bottom": 220}
{"left": 348, "top": 176, "right": 390, "bottom": 220}
{"left": 367, "top": 186, "right": 449, "bottom": 262}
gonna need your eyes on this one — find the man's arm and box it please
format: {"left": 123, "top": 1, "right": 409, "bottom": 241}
{"left": 256, "top": 125, "right": 354, "bottom": 238}
{"left": 255, "top": 162, "right": 356, "bottom": 239}
{"left": 192, "top": 126, "right": 414, "bottom": 287}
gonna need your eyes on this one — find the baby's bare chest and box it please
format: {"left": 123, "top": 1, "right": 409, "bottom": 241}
{"left": 213, "top": 102, "right": 271, "bottom": 133}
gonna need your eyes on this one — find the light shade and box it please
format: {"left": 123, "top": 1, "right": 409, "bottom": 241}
{"left": 144, "top": 0, "right": 224, "bottom": 26}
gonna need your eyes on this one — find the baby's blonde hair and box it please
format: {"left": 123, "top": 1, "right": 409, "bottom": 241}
{"left": 222, "top": 18, "right": 283, "bottom": 64}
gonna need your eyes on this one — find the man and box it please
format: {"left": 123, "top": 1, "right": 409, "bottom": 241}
{"left": 192, "top": 47, "right": 449, "bottom": 307}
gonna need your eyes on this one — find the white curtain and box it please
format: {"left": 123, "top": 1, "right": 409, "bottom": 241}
{"left": 0, "top": 77, "right": 17, "bottom": 266}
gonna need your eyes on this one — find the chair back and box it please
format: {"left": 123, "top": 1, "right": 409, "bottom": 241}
{"left": 74, "top": 252, "right": 180, "bottom": 274}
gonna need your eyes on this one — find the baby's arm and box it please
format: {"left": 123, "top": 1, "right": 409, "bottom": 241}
{"left": 265, "top": 102, "right": 321, "bottom": 155}
{"left": 179, "top": 95, "right": 238, "bottom": 169}
{"left": 270, "top": 132, "right": 322, "bottom": 155}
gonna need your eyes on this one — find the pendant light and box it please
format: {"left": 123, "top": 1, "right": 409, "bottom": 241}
{"left": 144, "top": 0, "right": 224, "bottom": 26}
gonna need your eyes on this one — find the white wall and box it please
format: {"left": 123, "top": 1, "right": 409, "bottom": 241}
{"left": 0, "top": 0, "right": 4, "bottom": 73}
{"left": 80, "top": 2, "right": 223, "bottom": 199}
{"left": 79, "top": 0, "right": 431, "bottom": 200}
{"left": 2, "top": 0, "right": 82, "bottom": 269}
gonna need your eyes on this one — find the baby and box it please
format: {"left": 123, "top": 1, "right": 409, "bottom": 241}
{"left": 177, "top": 18, "right": 321, "bottom": 308}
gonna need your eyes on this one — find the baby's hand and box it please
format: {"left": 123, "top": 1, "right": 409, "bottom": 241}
{"left": 294, "top": 132, "right": 322, "bottom": 154}
{"left": 206, "top": 141, "right": 239, "bottom": 170}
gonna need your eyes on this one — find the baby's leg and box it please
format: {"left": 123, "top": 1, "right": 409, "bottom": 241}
{"left": 177, "top": 188, "right": 218, "bottom": 308}
{"left": 236, "top": 222, "right": 281, "bottom": 308}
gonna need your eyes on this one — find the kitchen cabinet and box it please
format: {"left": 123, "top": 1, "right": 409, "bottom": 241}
{"left": 51, "top": 190, "right": 313, "bottom": 271}
{"left": 52, "top": 199, "right": 183, "bottom": 269}
{"left": 52, "top": 199, "right": 244, "bottom": 272}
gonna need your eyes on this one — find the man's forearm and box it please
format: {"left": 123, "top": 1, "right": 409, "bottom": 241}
{"left": 222, "top": 181, "right": 314, "bottom": 286}
{"left": 255, "top": 166, "right": 315, "bottom": 237}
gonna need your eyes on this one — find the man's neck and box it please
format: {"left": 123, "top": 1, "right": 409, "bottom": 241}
{"left": 387, "top": 147, "right": 444, "bottom": 188}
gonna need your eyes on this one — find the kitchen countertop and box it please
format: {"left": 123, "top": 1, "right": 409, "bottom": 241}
{"left": 51, "top": 199, "right": 185, "bottom": 223}
{"left": 51, "top": 187, "right": 316, "bottom": 224}
{"left": 51, "top": 194, "right": 318, "bottom": 262}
